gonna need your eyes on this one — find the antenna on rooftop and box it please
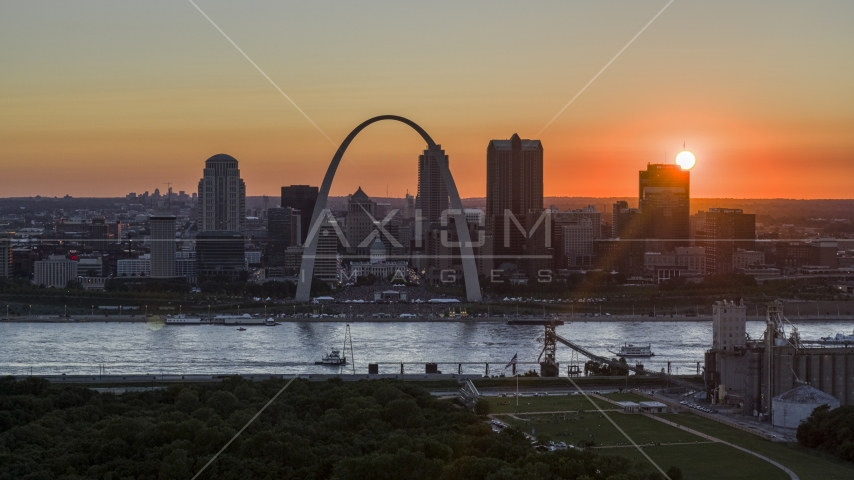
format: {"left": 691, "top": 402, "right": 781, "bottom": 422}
{"left": 163, "top": 182, "right": 173, "bottom": 212}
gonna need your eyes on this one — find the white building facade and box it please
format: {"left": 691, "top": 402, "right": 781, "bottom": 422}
{"left": 117, "top": 255, "right": 151, "bottom": 277}
{"left": 34, "top": 255, "right": 78, "bottom": 288}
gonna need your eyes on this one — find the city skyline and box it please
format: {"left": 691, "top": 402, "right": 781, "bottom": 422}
{"left": 2, "top": 1, "right": 854, "bottom": 199}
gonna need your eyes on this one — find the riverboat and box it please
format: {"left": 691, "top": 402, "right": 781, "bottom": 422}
{"left": 315, "top": 349, "right": 347, "bottom": 366}
{"left": 616, "top": 343, "right": 654, "bottom": 357}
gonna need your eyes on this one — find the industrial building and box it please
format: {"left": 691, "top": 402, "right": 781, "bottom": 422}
{"left": 705, "top": 300, "right": 853, "bottom": 426}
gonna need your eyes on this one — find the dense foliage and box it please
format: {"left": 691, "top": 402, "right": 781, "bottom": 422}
{"left": 584, "top": 358, "right": 629, "bottom": 377}
{"left": 797, "top": 405, "right": 854, "bottom": 462}
{"left": 0, "top": 376, "right": 672, "bottom": 480}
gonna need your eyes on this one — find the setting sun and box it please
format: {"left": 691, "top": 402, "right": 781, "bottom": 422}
{"left": 675, "top": 150, "right": 696, "bottom": 170}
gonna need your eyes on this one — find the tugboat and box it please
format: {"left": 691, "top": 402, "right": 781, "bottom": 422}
{"left": 236, "top": 327, "right": 247, "bottom": 332}
{"left": 315, "top": 324, "right": 355, "bottom": 371}
{"left": 616, "top": 343, "right": 654, "bottom": 357}
{"left": 315, "top": 349, "right": 346, "bottom": 366}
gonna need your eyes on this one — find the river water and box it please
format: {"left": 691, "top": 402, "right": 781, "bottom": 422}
{"left": 1, "top": 320, "right": 850, "bottom": 377}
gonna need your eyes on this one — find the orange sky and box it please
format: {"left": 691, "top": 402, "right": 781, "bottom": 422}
{"left": 1, "top": 1, "right": 853, "bottom": 199}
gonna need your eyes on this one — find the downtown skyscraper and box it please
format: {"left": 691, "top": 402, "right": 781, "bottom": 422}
{"left": 639, "top": 163, "right": 690, "bottom": 251}
{"left": 197, "top": 154, "right": 246, "bottom": 232}
{"left": 416, "top": 145, "right": 449, "bottom": 223}
{"left": 486, "top": 133, "right": 543, "bottom": 226}
{"left": 281, "top": 185, "right": 318, "bottom": 245}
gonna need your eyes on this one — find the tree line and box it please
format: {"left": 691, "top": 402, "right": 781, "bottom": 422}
{"left": 1, "top": 376, "right": 677, "bottom": 480}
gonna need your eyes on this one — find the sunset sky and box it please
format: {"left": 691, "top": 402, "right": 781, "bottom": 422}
{"left": 2, "top": 1, "right": 853, "bottom": 199}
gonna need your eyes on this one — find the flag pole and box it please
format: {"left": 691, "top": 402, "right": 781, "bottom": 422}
{"left": 516, "top": 371, "right": 519, "bottom": 406}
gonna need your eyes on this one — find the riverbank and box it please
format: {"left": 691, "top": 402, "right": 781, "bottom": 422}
{"left": 2, "top": 314, "right": 853, "bottom": 323}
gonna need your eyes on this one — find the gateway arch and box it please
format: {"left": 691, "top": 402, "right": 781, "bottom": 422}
{"left": 295, "top": 115, "right": 482, "bottom": 302}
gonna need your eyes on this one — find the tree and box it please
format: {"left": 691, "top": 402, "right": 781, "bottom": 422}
{"left": 474, "top": 399, "right": 490, "bottom": 416}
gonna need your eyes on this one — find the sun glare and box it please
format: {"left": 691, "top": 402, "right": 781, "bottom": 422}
{"left": 675, "top": 150, "right": 696, "bottom": 170}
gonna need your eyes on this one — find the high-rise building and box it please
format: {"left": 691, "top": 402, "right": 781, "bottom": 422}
{"left": 267, "top": 207, "right": 301, "bottom": 250}
{"left": 345, "top": 187, "right": 377, "bottom": 256}
{"left": 281, "top": 185, "right": 318, "bottom": 245}
{"left": 149, "top": 215, "right": 176, "bottom": 278}
{"left": 702, "top": 208, "right": 755, "bottom": 275}
{"left": 0, "top": 233, "right": 11, "bottom": 278}
{"left": 639, "top": 164, "right": 690, "bottom": 251}
{"left": 487, "top": 134, "right": 544, "bottom": 266}
{"left": 196, "top": 231, "right": 245, "bottom": 280}
{"left": 416, "top": 145, "right": 449, "bottom": 223}
{"left": 197, "top": 154, "right": 246, "bottom": 232}
{"left": 486, "top": 133, "right": 543, "bottom": 226}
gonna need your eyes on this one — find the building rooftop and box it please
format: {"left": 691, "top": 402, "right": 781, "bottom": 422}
{"left": 205, "top": 153, "right": 238, "bottom": 164}
{"left": 773, "top": 385, "right": 840, "bottom": 405}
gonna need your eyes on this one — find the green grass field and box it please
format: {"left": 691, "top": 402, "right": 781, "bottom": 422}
{"left": 485, "top": 395, "right": 854, "bottom": 480}
{"left": 660, "top": 414, "right": 854, "bottom": 480}
{"left": 487, "top": 393, "right": 616, "bottom": 413}
{"left": 503, "top": 411, "right": 703, "bottom": 447}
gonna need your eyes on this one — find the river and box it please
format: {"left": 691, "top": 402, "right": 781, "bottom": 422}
{"left": 1, "top": 320, "right": 850, "bottom": 377}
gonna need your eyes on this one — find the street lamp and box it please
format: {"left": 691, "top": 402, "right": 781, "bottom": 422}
{"left": 29, "top": 305, "right": 32, "bottom": 317}
{"left": 64, "top": 305, "right": 67, "bottom": 318}
{"left": 145, "top": 305, "right": 148, "bottom": 318}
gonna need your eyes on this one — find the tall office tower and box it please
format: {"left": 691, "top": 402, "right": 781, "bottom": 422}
{"left": 345, "top": 187, "right": 377, "bottom": 256}
{"left": 267, "top": 207, "right": 300, "bottom": 250}
{"left": 0, "top": 233, "right": 11, "bottom": 278}
{"left": 703, "top": 208, "right": 756, "bottom": 275}
{"left": 281, "top": 185, "right": 318, "bottom": 245}
{"left": 149, "top": 215, "right": 176, "bottom": 278}
{"left": 639, "top": 163, "right": 690, "bottom": 251}
{"left": 195, "top": 231, "right": 245, "bottom": 280}
{"left": 416, "top": 145, "right": 449, "bottom": 223}
{"left": 487, "top": 134, "right": 544, "bottom": 266}
{"left": 197, "top": 154, "right": 246, "bottom": 232}
{"left": 486, "top": 133, "right": 544, "bottom": 226}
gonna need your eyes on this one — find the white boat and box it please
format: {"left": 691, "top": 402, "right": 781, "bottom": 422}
{"left": 315, "top": 349, "right": 347, "bottom": 366}
{"left": 616, "top": 343, "right": 654, "bottom": 357}
{"left": 265, "top": 317, "right": 278, "bottom": 326}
